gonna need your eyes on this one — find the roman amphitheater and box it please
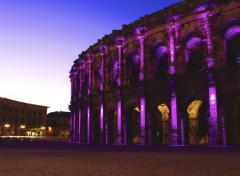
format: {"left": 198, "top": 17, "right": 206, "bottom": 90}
{"left": 69, "top": 0, "right": 240, "bottom": 146}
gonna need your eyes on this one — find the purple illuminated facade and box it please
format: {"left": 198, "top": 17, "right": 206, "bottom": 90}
{"left": 69, "top": 0, "right": 240, "bottom": 146}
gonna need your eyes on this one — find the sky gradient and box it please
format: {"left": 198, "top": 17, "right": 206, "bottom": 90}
{"left": 0, "top": 0, "right": 182, "bottom": 113}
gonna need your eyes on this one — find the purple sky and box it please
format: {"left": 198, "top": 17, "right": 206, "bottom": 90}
{"left": 0, "top": 0, "right": 182, "bottom": 113}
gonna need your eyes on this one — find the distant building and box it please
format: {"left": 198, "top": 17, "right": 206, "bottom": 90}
{"left": 47, "top": 111, "right": 70, "bottom": 138}
{"left": 0, "top": 97, "right": 48, "bottom": 136}
{"left": 69, "top": 0, "right": 240, "bottom": 146}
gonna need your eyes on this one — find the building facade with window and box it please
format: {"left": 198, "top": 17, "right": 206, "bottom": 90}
{"left": 47, "top": 111, "right": 70, "bottom": 138}
{"left": 69, "top": 0, "right": 240, "bottom": 146}
{"left": 0, "top": 97, "right": 48, "bottom": 136}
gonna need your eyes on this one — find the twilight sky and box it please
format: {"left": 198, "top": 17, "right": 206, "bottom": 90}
{"left": 0, "top": 0, "right": 182, "bottom": 113}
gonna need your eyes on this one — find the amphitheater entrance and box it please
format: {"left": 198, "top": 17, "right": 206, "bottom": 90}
{"left": 126, "top": 106, "right": 141, "bottom": 144}
{"left": 187, "top": 100, "right": 208, "bottom": 145}
{"left": 152, "top": 104, "right": 170, "bottom": 144}
{"left": 225, "top": 95, "right": 240, "bottom": 145}
{"left": 107, "top": 110, "right": 117, "bottom": 144}
{"left": 92, "top": 109, "right": 100, "bottom": 143}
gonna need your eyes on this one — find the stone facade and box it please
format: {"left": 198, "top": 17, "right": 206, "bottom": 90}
{"left": 0, "top": 97, "right": 48, "bottom": 136}
{"left": 47, "top": 111, "right": 70, "bottom": 138}
{"left": 69, "top": 0, "right": 240, "bottom": 146}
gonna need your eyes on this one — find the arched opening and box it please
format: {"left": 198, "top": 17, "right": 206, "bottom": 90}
{"left": 225, "top": 95, "right": 240, "bottom": 145}
{"left": 224, "top": 25, "right": 240, "bottom": 65}
{"left": 185, "top": 37, "right": 204, "bottom": 72}
{"left": 187, "top": 100, "right": 208, "bottom": 145}
{"left": 152, "top": 103, "right": 170, "bottom": 144}
{"left": 151, "top": 42, "right": 169, "bottom": 79}
{"left": 126, "top": 106, "right": 140, "bottom": 144}
{"left": 127, "top": 50, "right": 140, "bottom": 84}
{"left": 92, "top": 109, "right": 100, "bottom": 143}
{"left": 107, "top": 110, "right": 117, "bottom": 144}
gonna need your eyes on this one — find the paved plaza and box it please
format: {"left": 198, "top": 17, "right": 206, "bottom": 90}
{"left": 0, "top": 140, "right": 240, "bottom": 176}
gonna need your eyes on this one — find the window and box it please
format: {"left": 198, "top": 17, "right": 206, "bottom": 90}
{"left": 15, "top": 116, "right": 18, "bottom": 124}
{"left": 38, "top": 118, "right": 42, "bottom": 126}
{"left": 27, "top": 117, "right": 31, "bottom": 125}
{"left": 9, "top": 116, "right": 11, "bottom": 123}
{"left": 21, "top": 117, "right": 24, "bottom": 124}
{"left": 2, "top": 115, "right": 5, "bottom": 123}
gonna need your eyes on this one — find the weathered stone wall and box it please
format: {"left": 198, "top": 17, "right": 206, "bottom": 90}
{"left": 70, "top": 0, "right": 240, "bottom": 146}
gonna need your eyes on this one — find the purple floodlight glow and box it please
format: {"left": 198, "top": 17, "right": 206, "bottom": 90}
{"left": 197, "top": 12, "right": 208, "bottom": 19}
{"left": 117, "top": 100, "right": 121, "bottom": 144}
{"left": 168, "top": 28, "right": 175, "bottom": 65}
{"left": 117, "top": 46, "right": 122, "bottom": 86}
{"left": 171, "top": 96, "right": 177, "bottom": 130}
{"left": 224, "top": 25, "right": 240, "bottom": 41}
{"left": 78, "top": 109, "right": 81, "bottom": 143}
{"left": 100, "top": 103, "right": 104, "bottom": 137}
{"left": 87, "top": 106, "right": 90, "bottom": 143}
{"left": 139, "top": 38, "right": 145, "bottom": 81}
{"left": 209, "top": 87, "right": 217, "bottom": 114}
{"left": 170, "top": 66, "right": 175, "bottom": 75}
{"left": 201, "top": 14, "right": 215, "bottom": 67}
{"left": 140, "top": 97, "right": 145, "bottom": 144}
{"left": 208, "top": 86, "right": 218, "bottom": 145}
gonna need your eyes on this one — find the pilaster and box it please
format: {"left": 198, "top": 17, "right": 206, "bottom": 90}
{"left": 136, "top": 27, "right": 147, "bottom": 144}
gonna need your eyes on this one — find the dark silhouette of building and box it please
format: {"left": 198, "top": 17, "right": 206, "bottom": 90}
{"left": 47, "top": 111, "right": 70, "bottom": 138}
{"left": 0, "top": 97, "right": 48, "bottom": 136}
{"left": 69, "top": 0, "right": 240, "bottom": 146}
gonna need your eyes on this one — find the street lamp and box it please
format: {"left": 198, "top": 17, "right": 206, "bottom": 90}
{"left": 20, "top": 125, "right": 25, "bottom": 136}
{"left": 4, "top": 124, "right": 10, "bottom": 135}
{"left": 20, "top": 125, "right": 25, "bottom": 129}
{"left": 4, "top": 124, "right": 10, "bottom": 128}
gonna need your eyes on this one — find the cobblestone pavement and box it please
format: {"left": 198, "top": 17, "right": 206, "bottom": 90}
{"left": 0, "top": 141, "right": 240, "bottom": 176}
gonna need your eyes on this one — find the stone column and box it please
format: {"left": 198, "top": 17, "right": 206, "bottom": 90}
{"left": 220, "top": 107, "right": 227, "bottom": 146}
{"left": 170, "top": 90, "right": 178, "bottom": 145}
{"left": 208, "top": 73, "right": 219, "bottom": 145}
{"left": 203, "top": 12, "right": 215, "bottom": 68}
{"left": 99, "top": 45, "right": 108, "bottom": 144}
{"left": 116, "top": 37, "right": 125, "bottom": 144}
{"left": 167, "top": 20, "right": 179, "bottom": 145}
{"left": 86, "top": 54, "right": 93, "bottom": 144}
{"left": 69, "top": 71, "right": 75, "bottom": 143}
{"left": 201, "top": 12, "right": 219, "bottom": 146}
{"left": 168, "top": 26, "right": 176, "bottom": 75}
{"left": 78, "top": 60, "right": 84, "bottom": 143}
{"left": 136, "top": 27, "right": 147, "bottom": 145}
{"left": 75, "top": 66, "right": 80, "bottom": 143}
{"left": 70, "top": 67, "right": 77, "bottom": 143}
